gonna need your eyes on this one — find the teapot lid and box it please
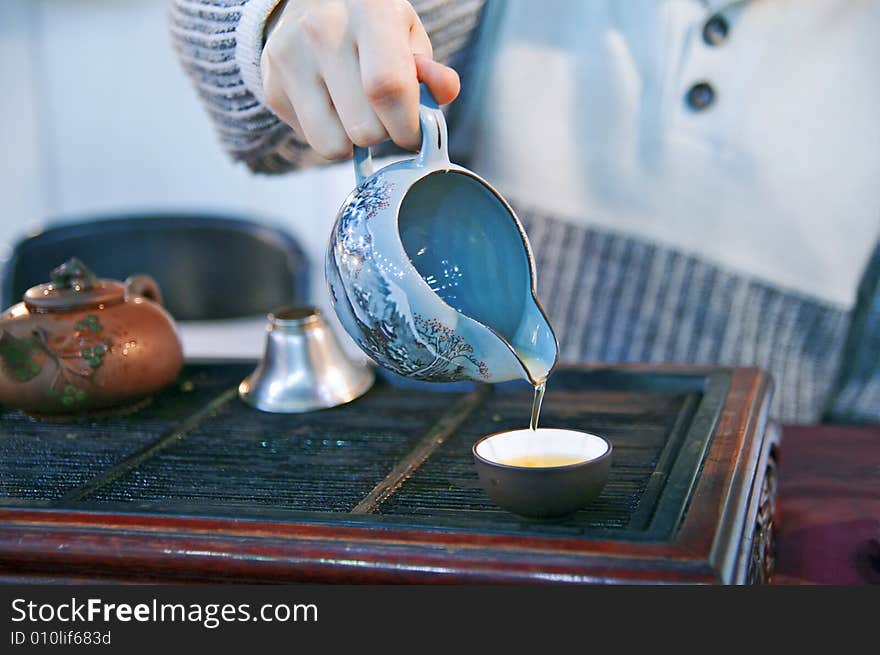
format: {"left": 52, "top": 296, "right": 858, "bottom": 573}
{"left": 23, "top": 258, "right": 125, "bottom": 312}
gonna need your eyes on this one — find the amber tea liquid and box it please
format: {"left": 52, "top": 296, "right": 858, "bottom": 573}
{"left": 500, "top": 453, "right": 585, "bottom": 468}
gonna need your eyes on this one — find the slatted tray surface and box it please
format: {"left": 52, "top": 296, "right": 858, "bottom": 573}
{"left": 0, "top": 364, "right": 251, "bottom": 500}
{"left": 0, "top": 363, "right": 728, "bottom": 543}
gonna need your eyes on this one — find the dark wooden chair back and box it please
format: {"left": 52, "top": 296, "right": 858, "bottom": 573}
{"left": 2, "top": 214, "right": 308, "bottom": 321}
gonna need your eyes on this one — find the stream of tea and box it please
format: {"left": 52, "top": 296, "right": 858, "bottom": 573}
{"left": 529, "top": 380, "right": 546, "bottom": 431}
{"left": 498, "top": 378, "right": 586, "bottom": 467}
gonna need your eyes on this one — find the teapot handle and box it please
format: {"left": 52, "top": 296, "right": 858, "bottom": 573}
{"left": 353, "top": 83, "right": 450, "bottom": 186}
{"left": 124, "top": 274, "right": 163, "bottom": 305}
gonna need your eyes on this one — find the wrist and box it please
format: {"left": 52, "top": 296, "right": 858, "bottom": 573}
{"left": 236, "top": 0, "right": 288, "bottom": 106}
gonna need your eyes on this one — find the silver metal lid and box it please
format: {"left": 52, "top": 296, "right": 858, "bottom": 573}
{"left": 238, "top": 306, "right": 374, "bottom": 413}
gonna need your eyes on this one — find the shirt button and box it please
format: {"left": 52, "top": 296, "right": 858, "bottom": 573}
{"left": 686, "top": 82, "right": 715, "bottom": 111}
{"left": 703, "top": 14, "right": 729, "bottom": 46}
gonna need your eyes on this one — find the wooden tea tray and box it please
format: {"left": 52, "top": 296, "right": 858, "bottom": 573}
{"left": 0, "top": 362, "right": 778, "bottom": 584}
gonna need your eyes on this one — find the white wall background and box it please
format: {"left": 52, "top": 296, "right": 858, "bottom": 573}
{"left": 0, "top": 0, "right": 364, "bottom": 356}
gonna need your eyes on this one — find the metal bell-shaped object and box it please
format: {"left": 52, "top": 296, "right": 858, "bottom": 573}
{"left": 239, "top": 306, "right": 374, "bottom": 413}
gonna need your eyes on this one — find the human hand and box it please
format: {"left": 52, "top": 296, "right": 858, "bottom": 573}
{"left": 261, "top": 0, "right": 461, "bottom": 160}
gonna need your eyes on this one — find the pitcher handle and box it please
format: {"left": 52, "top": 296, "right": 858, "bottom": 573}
{"left": 353, "top": 83, "right": 450, "bottom": 186}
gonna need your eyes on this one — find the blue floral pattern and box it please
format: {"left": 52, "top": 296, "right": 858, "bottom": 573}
{"left": 327, "top": 177, "right": 490, "bottom": 382}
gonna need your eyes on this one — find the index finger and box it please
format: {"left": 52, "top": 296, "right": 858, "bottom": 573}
{"left": 353, "top": 1, "right": 421, "bottom": 150}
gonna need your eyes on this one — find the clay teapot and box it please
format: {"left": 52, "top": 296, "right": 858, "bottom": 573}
{"left": 0, "top": 258, "right": 183, "bottom": 415}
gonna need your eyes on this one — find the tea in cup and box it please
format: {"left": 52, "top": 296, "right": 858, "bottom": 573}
{"left": 472, "top": 428, "right": 612, "bottom": 519}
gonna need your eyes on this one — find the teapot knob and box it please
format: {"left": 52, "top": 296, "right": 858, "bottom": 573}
{"left": 50, "top": 258, "right": 97, "bottom": 292}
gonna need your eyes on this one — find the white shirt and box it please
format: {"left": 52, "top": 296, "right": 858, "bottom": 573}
{"left": 455, "top": 0, "right": 880, "bottom": 308}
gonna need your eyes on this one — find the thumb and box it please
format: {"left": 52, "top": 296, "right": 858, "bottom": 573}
{"left": 414, "top": 53, "right": 460, "bottom": 105}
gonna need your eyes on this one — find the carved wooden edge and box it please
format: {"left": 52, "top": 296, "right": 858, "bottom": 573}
{"left": 742, "top": 422, "right": 780, "bottom": 584}
{"left": 0, "top": 365, "right": 774, "bottom": 584}
{"left": 673, "top": 366, "right": 775, "bottom": 583}
{"left": 704, "top": 380, "right": 779, "bottom": 584}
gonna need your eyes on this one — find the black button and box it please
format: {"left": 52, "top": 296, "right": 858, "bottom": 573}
{"left": 703, "top": 14, "right": 729, "bottom": 46}
{"left": 686, "top": 82, "right": 715, "bottom": 111}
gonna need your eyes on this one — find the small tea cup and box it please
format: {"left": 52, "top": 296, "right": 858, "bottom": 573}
{"left": 472, "top": 428, "right": 612, "bottom": 519}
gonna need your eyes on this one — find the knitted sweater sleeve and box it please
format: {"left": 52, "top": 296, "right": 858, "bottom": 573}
{"left": 168, "top": 0, "right": 486, "bottom": 173}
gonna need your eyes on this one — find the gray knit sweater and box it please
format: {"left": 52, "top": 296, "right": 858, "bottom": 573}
{"left": 169, "top": 0, "right": 880, "bottom": 424}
